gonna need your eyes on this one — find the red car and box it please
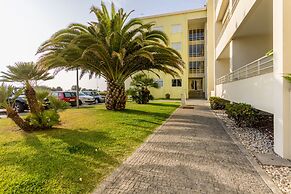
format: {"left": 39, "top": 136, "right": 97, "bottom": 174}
{"left": 51, "top": 91, "right": 77, "bottom": 106}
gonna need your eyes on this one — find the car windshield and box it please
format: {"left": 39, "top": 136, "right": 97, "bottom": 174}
{"left": 64, "top": 92, "right": 76, "bottom": 98}
{"left": 79, "top": 93, "right": 85, "bottom": 96}
{"left": 83, "top": 92, "right": 92, "bottom": 96}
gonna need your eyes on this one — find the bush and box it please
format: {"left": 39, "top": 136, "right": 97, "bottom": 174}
{"left": 165, "top": 93, "right": 170, "bottom": 99}
{"left": 209, "top": 97, "right": 230, "bottom": 110}
{"left": 225, "top": 103, "right": 258, "bottom": 127}
{"left": 99, "top": 91, "right": 107, "bottom": 96}
{"left": 26, "top": 110, "right": 60, "bottom": 129}
{"left": 46, "top": 96, "right": 69, "bottom": 111}
{"left": 127, "top": 88, "right": 152, "bottom": 104}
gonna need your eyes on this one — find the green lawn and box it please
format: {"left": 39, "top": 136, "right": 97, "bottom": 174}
{"left": 0, "top": 101, "right": 179, "bottom": 194}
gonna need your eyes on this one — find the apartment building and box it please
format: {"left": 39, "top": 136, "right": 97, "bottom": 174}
{"left": 212, "top": 0, "right": 291, "bottom": 160}
{"left": 137, "top": 8, "right": 215, "bottom": 99}
{"left": 134, "top": 0, "right": 291, "bottom": 159}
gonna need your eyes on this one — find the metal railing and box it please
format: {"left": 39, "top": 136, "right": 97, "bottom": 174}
{"left": 189, "top": 68, "right": 204, "bottom": 75}
{"left": 217, "top": 0, "right": 240, "bottom": 43}
{"left": 216, "top": 55, "right": 273, "bottom": 85}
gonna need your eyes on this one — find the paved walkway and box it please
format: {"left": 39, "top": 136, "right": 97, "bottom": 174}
{"left": 94, "top": 100, "right": 272, "bottom": 194}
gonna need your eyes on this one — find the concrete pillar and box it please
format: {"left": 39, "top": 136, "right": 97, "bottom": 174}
{"left": 229, "top": 41, "right": 235, "bottom": 72}
{"left": 273, "top": 0, "right": 291, "bottom": 159}
{"left": 206, "top": 0, "right": 215, "bottom": 99}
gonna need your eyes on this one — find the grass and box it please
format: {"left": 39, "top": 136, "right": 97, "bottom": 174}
{"left": 0, "top": 101, "right": 179, "bottom": 194}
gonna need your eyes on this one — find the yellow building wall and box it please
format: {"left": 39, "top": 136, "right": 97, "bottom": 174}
{"left": 206, "top": 0, "right": 215, "bottom": 98}
{"left": 139, "top": 9, "right": 207, "bottom": 99}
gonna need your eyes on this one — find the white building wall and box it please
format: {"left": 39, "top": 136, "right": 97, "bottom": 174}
{"left": 216, "top": 73, "right": 274, "bottom": 113}
{"left": 216, "top": 0, "right": 257, "bottom": 58}
{"left": 231, "top": 35, "right": 272, "bottom": 70}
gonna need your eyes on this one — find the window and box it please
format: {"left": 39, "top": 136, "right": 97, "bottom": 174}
{"left": 189, "top": 44, "right": 204, "bottom": 57}
{"left": 172, "top": 24, "right": 182, "bottom": 33}
{"left": 189, "top": 29, "right": 204, "bottom": 41}
{"left": 51, "top": 92, "right": 58, "bottom": 97}
{"left": 172, "top": 79, "right": 182, "bottom": 87}
{"left": 64, "top": 92, "right": 76, "bottom": 98}
{"left": 152, "top": 26, "right": 164, "bottom": 31}
{"left": 171, "top": 42, "right": 182, "bottom": 51}
{"left": 155, "top": 79, "right": 163, "bottom": 87}
{"left": 189, "top": 61, "right": 205, "bottom": 73}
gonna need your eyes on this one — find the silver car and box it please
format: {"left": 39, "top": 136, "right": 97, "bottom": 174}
{"left": 77, "top": 92, "right": 96, "bottom": 105}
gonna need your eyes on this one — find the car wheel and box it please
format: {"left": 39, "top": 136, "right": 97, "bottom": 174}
{"left": 14, "top": 101, "right": 25, "bottom": 113}
{"left": 95, "top": 99, "right": 99, "bottom": 104}
{"left": 78, "top": 100, "right": 83, "bottom": 106}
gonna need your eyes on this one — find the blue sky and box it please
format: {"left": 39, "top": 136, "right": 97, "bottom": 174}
{"left": 0, "top": 0, "right": 206, "bottom": 90}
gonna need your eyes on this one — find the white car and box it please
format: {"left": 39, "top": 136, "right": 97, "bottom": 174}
{"left": 78, "top": 92, "right": 95, "bottom": 105}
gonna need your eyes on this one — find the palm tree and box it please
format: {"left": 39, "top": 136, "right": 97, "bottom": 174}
{"left": 128, "top": 73, "right": 159, "bottom": 104}
{"left": 0, "top": 84, "right": 30, "bottom": 131}
{"left": 0, "top": 62, "right": 54, "bottom": 114}
{"left": 37, "top": 3, "right": 184, "bottom": 110}
{"left": 130, "top": 73, "right": 159, "bottom": 89}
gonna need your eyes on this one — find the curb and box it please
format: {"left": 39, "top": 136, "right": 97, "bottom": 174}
{"left": 92, "top": 106, "right": 181, "bottom": 194}
{"left": 213, "top": 111, "right": 282, "bottom": 194}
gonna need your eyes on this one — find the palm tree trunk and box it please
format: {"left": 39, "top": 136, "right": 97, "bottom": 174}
{"left": 6, "top": 107, "right": 30, "bottom": 131}
{"left": 25, "top": 82, "right": 41, "bottom": 114}
{"left": 105, "top": 81, "right": 127, "bottom": 110}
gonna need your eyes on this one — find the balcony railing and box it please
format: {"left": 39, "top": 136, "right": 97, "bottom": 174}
{"left": 216, "top": 55, "right": 273, "bottom": 85}
{"left": 189, "top": 67, "right": 204, "bottom": 76}
{"left": 217, "top": 0, "right": 240, "bottom": 43}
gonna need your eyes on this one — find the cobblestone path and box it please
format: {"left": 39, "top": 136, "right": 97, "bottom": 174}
{"left": 94, "top": 101, "right": 272, "bottom": 194}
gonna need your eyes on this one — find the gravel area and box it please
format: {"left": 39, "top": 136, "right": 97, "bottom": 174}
{"left": 214, "top": 110, "right": 291, "bottom": 194}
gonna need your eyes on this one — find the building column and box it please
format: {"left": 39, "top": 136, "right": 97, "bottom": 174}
{"left": 273, "top": 0, "right": 291, "bottom": 159}
{"left": 206, "top": 0, "right": 215, "bottom": 98}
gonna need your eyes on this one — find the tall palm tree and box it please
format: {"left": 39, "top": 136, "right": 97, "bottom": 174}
{"left": 0, "top": 62, "right": 54, "bottom": 114}
{"left": 0, "top": 84, "right": 30, "bottom": 131}
{"left": 37, "top": 3, "right": 184, "bottom": 110}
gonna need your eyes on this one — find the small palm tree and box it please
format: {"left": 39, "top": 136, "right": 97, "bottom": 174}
{"left": 130, "top": 74, "right": 159, "bottom": 89}
{"left": 0, "top": 84, "right": 30, "bottom": 130}
{"left": 128, "top": 74, "right": 159, "bottom": 104}
{"left": 1, "top": 62, "right": 53, "bottom": 114}
{"left": 37, "top": 3, "right": 184, "bottom": 110}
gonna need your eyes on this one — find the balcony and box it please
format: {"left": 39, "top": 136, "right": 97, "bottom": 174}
{"left": 216, "top": 55, "right": 273, "bottom": 85}
{"left": 217, "top": 0, "right": 240, "bottom": 43}
{"left": 189, "top": 68, "right": 205, "bottom": 78}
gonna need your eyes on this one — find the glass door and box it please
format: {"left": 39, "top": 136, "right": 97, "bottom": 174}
{"left": 190, "top": 79, "right": 203, "bottom": 91}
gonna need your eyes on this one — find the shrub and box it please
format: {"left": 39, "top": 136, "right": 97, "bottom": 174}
{"left": 165, "top": 93, "right": 170, "bottom": 99}
{"left": 46, "top": 96, "right": 69, "bottom": 111}
{"left": 127, "top": 88, "right": 152, "bottom": 104}
{"left": 26, "top": 110, "right": 60, "bottom": 129}
{"left": 209, "top": 97, "right": 230, "bottom": 110}
{"left": 225, "top": 103, "right": 258, "bottom": 127}
{"left": 99, "top": 91, "right": 107, "bottom": 96}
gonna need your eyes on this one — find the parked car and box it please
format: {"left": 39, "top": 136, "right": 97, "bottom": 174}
{"left": 82, "top": 91, "right": 105, "bottom": 103}
{"left": 77, "top": 92, "right": 95, "bottom": 105}
{"left": 8, "top": 95, "right": 29, "bottom": 113}
{"left": 50, "top": 91, "right": 77, "bottom": 106}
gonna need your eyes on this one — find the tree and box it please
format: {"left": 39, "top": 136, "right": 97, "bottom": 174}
{"left": 71, "top": 85, "right": 81, "bottom": 91}
{"left": 56, "top": 86, "right": 63, "bottom": 91}
{"left": 0, "top": 62, "right": 54, "bottom": 114}
{"left": 37, "top": 3, "right": 184, "bottom": 110}
{"left": 0, "top": 84, "right": 30, "bottom": 131}
{"left": 128, "top": 74, "right": 159, "bottom": 104}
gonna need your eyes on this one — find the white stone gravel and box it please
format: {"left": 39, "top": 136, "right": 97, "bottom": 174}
{"left": 214, "top": 110, "right": 291, "bottom": 194}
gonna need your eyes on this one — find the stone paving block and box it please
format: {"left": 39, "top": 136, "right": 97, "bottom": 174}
{"left": 94, "top": 101, "right": 273, "bottom": 194}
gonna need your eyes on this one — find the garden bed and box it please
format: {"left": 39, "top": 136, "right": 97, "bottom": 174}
{"left": 214, "top": 110, "right": 291, "bottom": 193}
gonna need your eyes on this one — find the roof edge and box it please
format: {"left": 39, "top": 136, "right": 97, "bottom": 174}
{"left": 138, "top": 7, "right": 207, "bottom": 20}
